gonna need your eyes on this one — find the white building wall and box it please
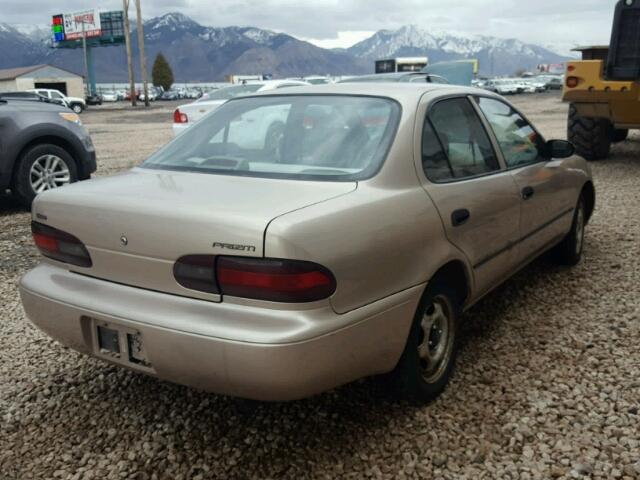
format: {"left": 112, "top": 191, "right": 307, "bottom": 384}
{"left": 0, "top": 79, "right": 19, "bottom": 91}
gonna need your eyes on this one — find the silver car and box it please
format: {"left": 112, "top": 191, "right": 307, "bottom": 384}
{"left": 20, "top": 84, "right": 594, "bottom": 402}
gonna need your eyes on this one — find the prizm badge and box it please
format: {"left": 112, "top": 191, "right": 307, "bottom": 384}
{"left": 35, "top": 212, "right": 47, "bottom": 221}
{"left": 213, "top": 242, "right": 256, "bottom": 252}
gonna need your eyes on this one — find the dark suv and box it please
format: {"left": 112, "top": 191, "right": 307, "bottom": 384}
{"left": 0, "top": 98, "right": 96, "bottom": 207}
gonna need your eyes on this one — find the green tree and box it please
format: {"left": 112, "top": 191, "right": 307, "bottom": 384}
{"left": 152, "top": 53, "right": 174, "bottom": 91}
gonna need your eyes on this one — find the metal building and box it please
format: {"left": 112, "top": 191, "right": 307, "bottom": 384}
{"left": 0, "top": 64, "right": 85, "bottom": 98}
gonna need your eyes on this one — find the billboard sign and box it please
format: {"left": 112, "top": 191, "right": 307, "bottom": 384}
{"left": 52, "top": 9, "right": 102, "bottom": 42}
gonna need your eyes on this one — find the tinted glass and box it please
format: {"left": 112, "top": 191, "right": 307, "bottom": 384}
{"left": 422, "top": 120, "right": 452, "bottom": 181}
{"left": 143, "top": 95, "right": 400, "bottom": 181}
{"left": 428, "top": 98, "right": 500, "bottom": 180}
{"left": 476, "top": 97, "right": 543, "bottom": 167}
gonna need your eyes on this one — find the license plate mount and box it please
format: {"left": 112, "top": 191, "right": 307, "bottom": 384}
{"left": 92, "top": 319, "right": 152, "bottom": 370}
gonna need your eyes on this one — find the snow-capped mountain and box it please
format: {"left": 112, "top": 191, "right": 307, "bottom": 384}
{"left": 348, "top": 25, "right": 569, "bottom": 75}
{"left": 0, "top": 14, "right": 568, "bottom": 81}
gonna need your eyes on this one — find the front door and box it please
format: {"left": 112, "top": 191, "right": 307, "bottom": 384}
{"left": 474, "top": 96, "right": 574, "bottom": 262}
{"left": 416, "top": 96, "right": 522, "bottom": 297}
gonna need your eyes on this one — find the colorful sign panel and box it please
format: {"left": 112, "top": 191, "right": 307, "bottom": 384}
{"left": 52, "top": 9, "right": 102, "bottom": 42}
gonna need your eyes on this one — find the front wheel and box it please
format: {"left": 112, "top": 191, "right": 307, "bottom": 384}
{"left": 13, "top": 144, "right": 78, "bottom": 208}
{"left": 394, "top": 283, "right": 460, "bottom": 403}
{"left": 71, "top": 103, "right": 83, "bottom": 114}
{"left": 553, "top": 196, "right": 586, "bottom": 266}
{"left": 567, "top": 104, "right": 611, "bottom": 160}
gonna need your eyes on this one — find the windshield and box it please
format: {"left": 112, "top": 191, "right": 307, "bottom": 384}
{"left": 143, "top": 95, "right": 400, "bottom": 181}
{"left": 201, "top": 84, "right": 263, "bottom": 101}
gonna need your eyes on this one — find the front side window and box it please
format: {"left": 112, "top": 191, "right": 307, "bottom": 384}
{"left": 476, "top": 97, "right": 543, "bottom": 168}
{"left": 50, "top": 91, "right": 64, "bottom": 99}
{"left": 422, "top": 97, "right": 500, "bottom": 181}
{"left": 143, "top": 95, "right": 400, "bottom": 181}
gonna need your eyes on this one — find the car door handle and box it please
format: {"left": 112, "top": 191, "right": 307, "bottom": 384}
{"left": 451, "top": 209, "right": 471, "bottom": 227}
{"left": 522, "top": 186, "right": 535, "bottom": 200}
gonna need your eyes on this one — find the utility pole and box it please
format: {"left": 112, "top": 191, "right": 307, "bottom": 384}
{"left": 134, "top": 0, "right": 149, "bottom": 107}
{"left": 81, "top": 20, "right": 89, "bottom": 96}
{"left": 123, "top": 0, "right": 136, "bottom": 106}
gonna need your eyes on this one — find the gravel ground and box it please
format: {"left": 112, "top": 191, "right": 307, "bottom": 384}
{"left": 1, "top": 93, "right": 639, "bottom": 480}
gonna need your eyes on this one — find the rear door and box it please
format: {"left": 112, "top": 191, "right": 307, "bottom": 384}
{"left": 415, "top": 95, "right": 522, "bottom": 298}
{"left": 474, "top": 96, "right": 575, "bottom": 263}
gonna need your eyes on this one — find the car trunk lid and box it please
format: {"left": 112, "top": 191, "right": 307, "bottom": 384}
{"left": 32, "top": 169, "right": 355, "bottom": 301}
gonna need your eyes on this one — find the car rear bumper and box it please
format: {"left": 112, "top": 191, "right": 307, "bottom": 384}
{"left": 20, "top": 263, "right": 421, "bottom": 401}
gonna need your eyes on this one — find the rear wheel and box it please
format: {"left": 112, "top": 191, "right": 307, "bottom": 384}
{"left": 553, "top": 195, "right": 586, "bottom": 266}
{"left": 395, "top": 283, "right": 460, "bottom": 403}
{"left": 13, "top": 143, "right": 78, "bottom": 208}
{"left": 567, "top": 104, "right": 611, "bottom": 160}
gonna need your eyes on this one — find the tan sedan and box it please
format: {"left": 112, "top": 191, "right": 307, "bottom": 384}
{"left": 20, "top": 84, "right": 594, "bottom": 402}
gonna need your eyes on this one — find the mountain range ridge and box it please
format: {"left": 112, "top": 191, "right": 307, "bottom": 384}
{"left": 0, "top": 13, "right": 570, "bottom": 82}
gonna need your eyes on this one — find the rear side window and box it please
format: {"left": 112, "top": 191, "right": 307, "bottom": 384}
{"left": 422, "top": 97, "right": 500, "bottom": 182}
{"left": 475, "top": 97, "right": 544, "bottom": 168}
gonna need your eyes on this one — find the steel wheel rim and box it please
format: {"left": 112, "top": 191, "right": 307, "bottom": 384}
{"left": 417, "top": 295, "right": 455, "bottom": 383}
{"left": 575, "top": 205, "right": 585, "bottom": 255}
{"left": 30, "top": 154, "right": 71, "bottom": 193}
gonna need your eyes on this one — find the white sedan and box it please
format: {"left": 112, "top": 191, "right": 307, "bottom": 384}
{"left": 172, "top": 80, "right": 309, "bottom": 136}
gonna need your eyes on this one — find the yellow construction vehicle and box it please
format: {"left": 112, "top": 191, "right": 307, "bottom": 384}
{"left": 563, "top": 0, "right": 640, "bottom": 160}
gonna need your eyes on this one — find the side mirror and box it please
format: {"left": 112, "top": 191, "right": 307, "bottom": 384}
{"left": 544, "top": 139, "right": 575, "bottom": 159}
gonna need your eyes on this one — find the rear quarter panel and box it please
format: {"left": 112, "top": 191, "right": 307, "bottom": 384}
{"left": 264, "top": 184, "right": 464, "bottom": 314}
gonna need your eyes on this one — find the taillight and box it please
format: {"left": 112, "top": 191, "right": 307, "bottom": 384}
{"left": 172, "top": 255, "right": 336, "bottom": 302}
{"left": 566, "top": 76, "right": 579, "bottom": 88}
{"left": 173, "top": 108, "right": 188, "bottom": 123}
{"left": 173, "top": 255, "right": 218, "bottom": 294}
{"left": 31, "top": 222, "right": 92, "bottom": 267}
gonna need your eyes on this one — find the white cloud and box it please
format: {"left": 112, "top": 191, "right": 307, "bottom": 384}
{"left": 0, "top": 0, "right": 618, "bottom": 49}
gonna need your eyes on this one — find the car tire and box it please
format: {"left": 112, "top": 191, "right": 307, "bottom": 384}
{"left": 553, "top": 195, "right": 586, "bottom": 266}
{"left": 567, "top": 104, "right": 611, "bottom": 160}
{"left": 394, "top": 282, "right": 460, "bottom": 403}
{"left": 71, "top": 103, "right": 83, "bottom": 114}
{"left": 13, "top": 143, "right": 78, "bottom": 208}
{"left": 610, "top": 128, "right": 628, "bottom": 143}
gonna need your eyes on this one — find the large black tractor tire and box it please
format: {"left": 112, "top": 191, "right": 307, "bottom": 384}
{"left": 567, "top": 104, "right": 612, "bottom": 161}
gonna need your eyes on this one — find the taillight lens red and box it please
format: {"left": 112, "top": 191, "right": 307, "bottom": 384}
{"left": 173, "top": 108, "right": 188, "bottom": 123}
{"left": 173, "top": 255, "right": 336, "bottom": 303}
{"left": 217, "top": 257, "right": 336, "bottom": 302}
{"left": 31, "top": 222, "right": 92, "bottom": 267}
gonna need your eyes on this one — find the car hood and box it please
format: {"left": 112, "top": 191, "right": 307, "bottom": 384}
{"left": 32, "top": 169, "right": 356, "bottom": 298}
{"left": 66, "top": 96, "right": 85, "bottom": 104}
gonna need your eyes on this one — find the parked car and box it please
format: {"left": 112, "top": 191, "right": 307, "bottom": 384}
{"left": 0, "top": 98, "right": 96, "bottom": 207}
{"left": 20, "top": 83, "right": 594, "bottom": 402}
{"left": 85, "top": 93, "right": 103, "bottom": 106}
{"left": 28, "top": 88, "right": 86, "bottom": 114}
{"left": 160, "top": 90, "right": 179, "bottom": 101}
{"left": 537, "top": 75, "right": 564, "bottom": 90}
{"left": 172, "top": 79, "right": 309, "bottom": 135}
{"left": 101, "top": 91, "right": 119, "bottom": 102}
{"left": 483, "top": 79, "right": 520, "bottom": 95}
{"left": 0, "top": 91, "right": 67, "bottom": 108}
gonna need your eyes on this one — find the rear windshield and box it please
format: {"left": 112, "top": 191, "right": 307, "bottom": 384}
{"left": 143, "top": 95, "right": 400, "bottom": 181}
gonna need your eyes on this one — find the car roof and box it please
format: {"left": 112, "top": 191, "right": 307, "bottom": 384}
{"left": 246, "top": 82, "right": 483, "bottom": 104}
